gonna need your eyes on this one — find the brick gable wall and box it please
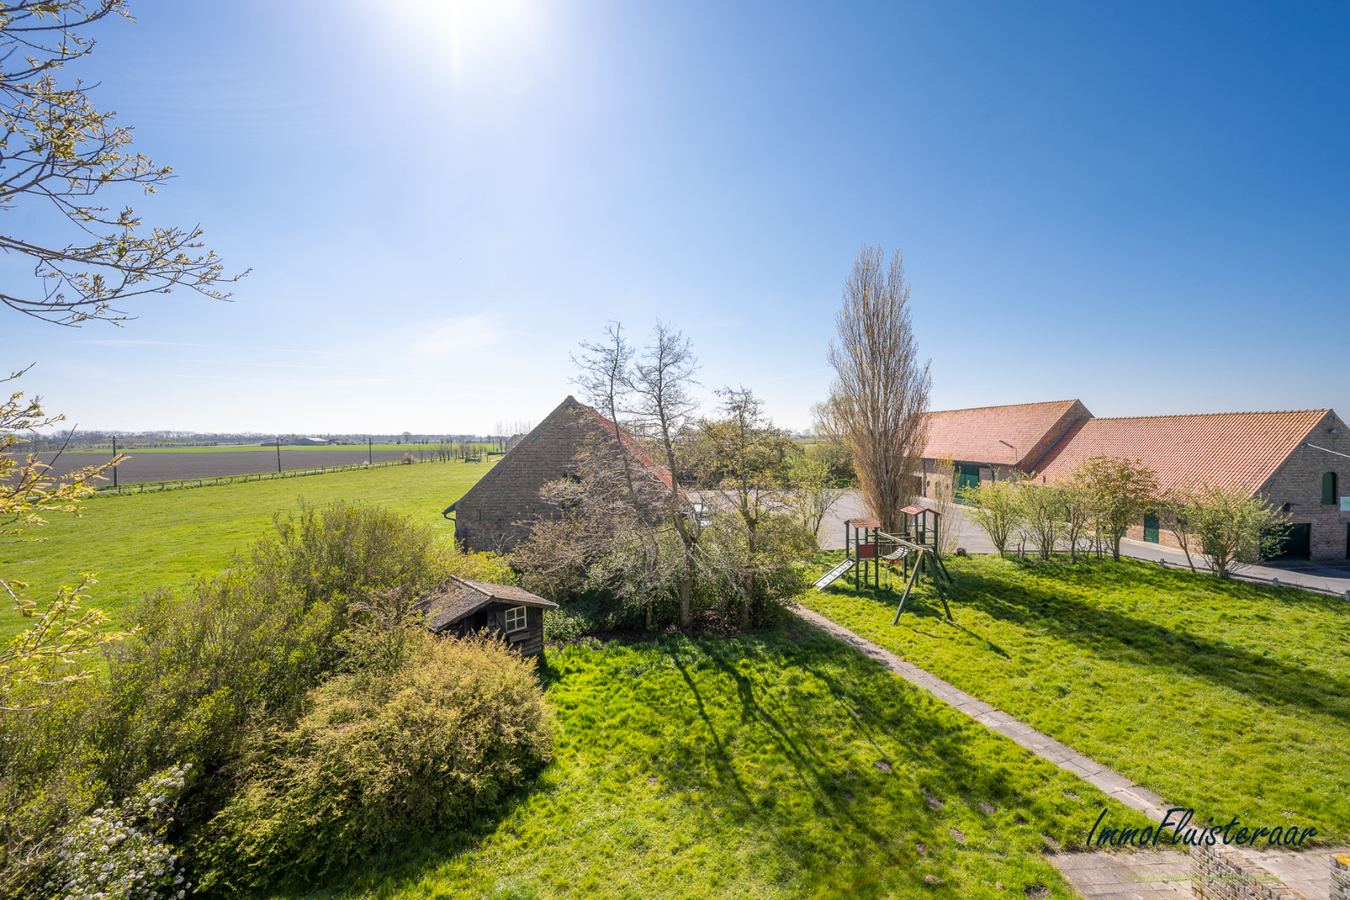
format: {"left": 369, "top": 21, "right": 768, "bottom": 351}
{"left": 1258, "top": 410, "right": 1350, "bottom": 560}
{"left": 454, "top": 397, "right": 592, "bottom": 552}
{"left": 453, "top": 396, "right": 672, "bottom": 554}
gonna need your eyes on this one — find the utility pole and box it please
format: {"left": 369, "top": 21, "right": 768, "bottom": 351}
{"left": 368, "top": 435, "right": 372, "bottom": 465}
{"left": 112, "top": 436, "right": 117, "bottom": 488}
{"left": 276, "top": 435, "right": 282, "bottom": 473}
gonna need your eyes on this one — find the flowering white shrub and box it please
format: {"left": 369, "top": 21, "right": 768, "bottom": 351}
{"left": 45, "top": 765, "right": 191, "bottom": 900}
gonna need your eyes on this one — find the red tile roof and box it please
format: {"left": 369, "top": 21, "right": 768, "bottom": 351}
{"left": 583, "top": 404, "right": 675, "bottom": 489}
{"left": 923, "top": 399, "right": 1091, "bottom": 468}
{"left": 1032, "top": 410, "right": 1330, "bottom": 495}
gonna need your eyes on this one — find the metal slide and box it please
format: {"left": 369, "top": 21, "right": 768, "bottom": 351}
{"left": 813, "top": 557, "right": 857, "bottom": 590}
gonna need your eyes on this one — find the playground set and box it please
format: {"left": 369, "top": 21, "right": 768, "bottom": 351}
{"left": 813, "top": 505, "right": 953, "bottom": 622}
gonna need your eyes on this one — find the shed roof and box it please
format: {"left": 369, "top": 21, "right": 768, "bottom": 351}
{"left": 1032, "top": 409, "right": 1331, "bottom": 495}
{"left": 413, "top": 575, "right": 559, "bottom": 633}
{"left": 923, "top": 400, "right": 1091, "bottom": 468}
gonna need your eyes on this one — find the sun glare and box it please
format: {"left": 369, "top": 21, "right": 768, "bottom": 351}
{"left": 367, "top": 0, "right": 548, "bottom": 89}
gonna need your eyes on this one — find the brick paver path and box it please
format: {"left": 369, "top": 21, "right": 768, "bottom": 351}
{"left": 791, "top": 602, "right": 1173, "bottom": 822}
{"left": 1053, "top": 850, "right": 1194, "bottom": 899}
{"left": 793, "top": 602, "right": 1349, "bottom": 899}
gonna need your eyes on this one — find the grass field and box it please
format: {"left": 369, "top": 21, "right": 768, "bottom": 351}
{"left": 274, "top": 628, "right": 1147, "bottom": 900}
{"left": 46, "top": 443, "right": 492, "bottom": 455}
{"left": 802, "top": 552, "right": 1350, "bottom": 843}
{"left": 0, "top": 458, "right": 494, "bottom": 641}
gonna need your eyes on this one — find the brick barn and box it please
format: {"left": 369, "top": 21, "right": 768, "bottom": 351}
{"left": 921, "top": 399, "right": 1093, "bottom": 495}
{"left": 920, "top": 401, "right": 1349, "bottom": 561}
{"left": 445, "top": 395, "right": 675, "bottom": 553}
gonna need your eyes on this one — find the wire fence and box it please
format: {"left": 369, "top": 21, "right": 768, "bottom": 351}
{"left": 93, "top": 454, "right": 470, "bottom": 497}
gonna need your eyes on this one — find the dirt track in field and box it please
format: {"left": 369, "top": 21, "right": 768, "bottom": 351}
{"left": 29, "top": 449, "right": 451, "bottom": 485}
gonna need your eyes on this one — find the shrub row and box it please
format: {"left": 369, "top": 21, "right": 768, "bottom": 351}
{"left": 0, "top": 502, "right": 551, "bottom": 898}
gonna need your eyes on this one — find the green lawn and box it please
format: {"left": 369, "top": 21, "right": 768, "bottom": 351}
{"left": 0, "top": 458, "right": 492, "bottom": 641}
{"left": 275, "top": 628, "right": 1147, "bottom": 900}
{"left": 802, "top": 553, "right": 1350, "bottom": 843}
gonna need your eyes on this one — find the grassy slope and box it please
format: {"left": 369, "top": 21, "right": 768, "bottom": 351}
{"left": 802, "top": 553, "right": 1350, "bottom": 842}
{"left": 0, "top": 459, "right": 491, "bottom": 641}
{"left": 280, "top": 628, "right": 1148, "bottom": 900}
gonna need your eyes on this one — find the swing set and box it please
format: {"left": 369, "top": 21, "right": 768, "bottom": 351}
{"left": 817, "top": 507, "right": 953, "bottom": 623}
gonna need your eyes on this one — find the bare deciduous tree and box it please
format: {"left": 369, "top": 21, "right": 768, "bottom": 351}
{"left": 820, "top": 245, "right": 930, "bottom": 534}
{"left": 627, "top": 323, "right": 701, "bottom": 628}
{"left": 928, "top": 454, "right": 962, "bottom": 557}
{"left": 0, "top": 0, "right": 246, "bottom": 325}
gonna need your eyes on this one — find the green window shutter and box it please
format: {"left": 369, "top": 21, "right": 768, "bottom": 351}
{"left": 1323, "top": 472, "right": 1337, "bottom": 506}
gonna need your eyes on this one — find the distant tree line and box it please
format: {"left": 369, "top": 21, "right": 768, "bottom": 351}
{"left": 15, "top": 431, "right": 499, "bottom": 452}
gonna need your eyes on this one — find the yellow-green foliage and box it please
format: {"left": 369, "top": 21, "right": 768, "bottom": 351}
{"left": 197, "top": 633, "right": 554, "bottom": 894}
{"left": 98, "top": 503, "right": 460, "bottom": 796}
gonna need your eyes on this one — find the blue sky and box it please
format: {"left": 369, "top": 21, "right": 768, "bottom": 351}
{"left": 8, "top": 0, "right": 1348, "bottom": 434}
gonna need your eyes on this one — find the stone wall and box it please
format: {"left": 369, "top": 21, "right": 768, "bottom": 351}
{"left": 1259, "top": 411, "right": 1350, "bottom": 560}
{"left": 1332, "top": 853, "right": 1349, "bottom": 900}
{"left": 1190, "top": 842, "right": 1308, "bottom": 899}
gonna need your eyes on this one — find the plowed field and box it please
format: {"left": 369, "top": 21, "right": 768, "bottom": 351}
{"left": 32, "top": 449, "right": 442, "bottom": 484}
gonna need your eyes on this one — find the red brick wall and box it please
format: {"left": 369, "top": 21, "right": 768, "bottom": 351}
{"left": 1258, "top": 410, "right": 1350, "bottom": 560}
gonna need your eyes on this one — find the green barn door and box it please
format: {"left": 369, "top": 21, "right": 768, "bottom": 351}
{"left": 1143, "top": 513, "right": 1160, "bottom": 543}
{"left": 955, "top": 463, "right": 981, "bottom": 504}
{"left": 1267, "top": 524, "right": 1312, "bottom": 561}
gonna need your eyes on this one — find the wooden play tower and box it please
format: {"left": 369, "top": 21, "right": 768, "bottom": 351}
{"left": 816, "top": 506, "right": 953, "bottom": 622}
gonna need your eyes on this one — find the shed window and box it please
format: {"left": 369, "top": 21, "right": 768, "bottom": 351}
{"left": 1323, "top": 472, "right": 1338, "bottom": 507}
{"left": 504, "top": 606, "right": 528, "bottom": 633}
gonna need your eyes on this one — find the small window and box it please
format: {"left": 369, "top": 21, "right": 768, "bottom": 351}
{"left": 504, "top": 606, "right": 528, "bottom": 633}
{"left": 1323, "top": 472, "right": 1338, "bottom": 507}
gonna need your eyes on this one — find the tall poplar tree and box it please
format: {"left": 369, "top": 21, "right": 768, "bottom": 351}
{"left": 820, "top": 245, "right": 931, "bottom": 534}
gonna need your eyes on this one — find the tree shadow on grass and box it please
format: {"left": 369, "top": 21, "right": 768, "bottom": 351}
{"left": 826, "top": 580, "right": 1013, "bottom": 660}
{"left": 670, "top": 631, "right": 1095, "bottom": 831}
{"left": 280, "top": 631, "right": 1109, "bottom": 899}
{"left": 938, "top": 564, "right": 1350, "bottom": 725}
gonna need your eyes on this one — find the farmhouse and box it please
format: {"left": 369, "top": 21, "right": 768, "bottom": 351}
{"left": 446, "top": 395, "right": 676, "bottom": 553}
{"left": 920, "top": 399, "right": 1093, "bottom": 494}
{"left": 413, "top": 575, "right": 559, "bottom": 655}
{"left": 921, "top": 401, "right": 1350, "bottom": 561}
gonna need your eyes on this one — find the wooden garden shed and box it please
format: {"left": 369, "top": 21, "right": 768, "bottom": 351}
{"left": 413, "top": 575, "right": 559, "bottom": 656}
